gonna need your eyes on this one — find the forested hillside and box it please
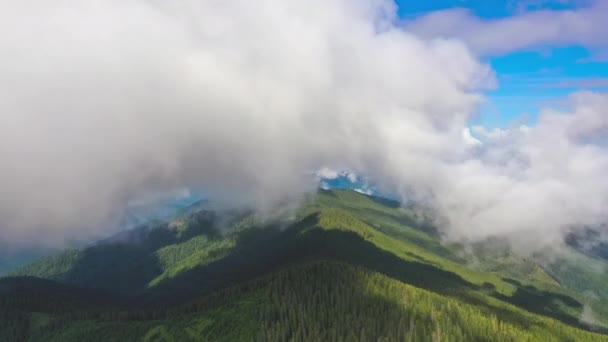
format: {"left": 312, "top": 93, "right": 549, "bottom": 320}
{"left": 3, "top": 189, "right": 608, "bottom": 341}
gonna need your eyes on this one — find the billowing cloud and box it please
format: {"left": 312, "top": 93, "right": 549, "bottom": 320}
{"left": 0, "top": 0, "right": 490, "bottom": 245}
{"left": 316, "top": 168, "right": 340, "bottom": 180}
{"left": 2, "top": 0, "right": 608, "bottom": 255}
{"left": 416, "top": 92, "right": 608, "bottom": 252}
{"left": 405, "top": 1, "right": 608, "bottom": 55}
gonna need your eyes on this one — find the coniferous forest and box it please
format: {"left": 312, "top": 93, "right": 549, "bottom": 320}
{"left": 2, "top": 190, "right": 608, "bottom": 341}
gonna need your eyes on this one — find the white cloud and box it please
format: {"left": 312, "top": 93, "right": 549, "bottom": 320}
{"left": 2, "top": 0, "right": 607, "bottom": 256}
{"left": 405, "top": 1, "right": 608, "bottom": 55}
{"left": 421, "top": 92, "right": 608, "bottom": 252}
{"left": 0, "top": 0, "right": 491, "bottom": 245}
{"left": 470, "top": 126, "right": 509, "bottom": 140}
{"left": 354, "top": 188, "right": 373, "bottom": 196}
{"left": 320, "top": 182, "right": 331, "bottom": 191}
{"left": 316, "top": 167, "right": 340, "bottom": 180}
{"left": 462, "top": 127, "right": 482, "bottom": 145}
{"left": 345, "top": 172, "right": 358, "bottom": 183}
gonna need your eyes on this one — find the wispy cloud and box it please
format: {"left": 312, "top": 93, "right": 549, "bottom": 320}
{"left": 507, "top": 0, "right": 588, "bottom": 14}
{"left": 578, "top": 48, "right": 608, "bottom": 62}
{"left": 495, "top": 75, "right": 608, "bottom": 89}
{"left": 405, "top": 1, "right": 607, "bottom": 55}
{"left": 545, "top": 77, "right": 608, "bottom": 88}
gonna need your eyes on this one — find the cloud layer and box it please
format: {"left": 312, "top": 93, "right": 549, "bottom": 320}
{"left": 1, "top": 0, "right": 607, "bottom": 253}
{"left": 0, "top": 0, "right": 490, "bottom": 245}
{"left": 405, "top": 1, "right": 608, "bottom": 55}
{"left": 425, "top": 92, "right": 608, "bottom": 252}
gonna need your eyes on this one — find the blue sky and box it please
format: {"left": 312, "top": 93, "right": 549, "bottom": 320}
{"left": 396, "top": 0, "right": 608, "bottom": 129}
{"left": 395, "top": 0, "right": 582, "bottom": 18}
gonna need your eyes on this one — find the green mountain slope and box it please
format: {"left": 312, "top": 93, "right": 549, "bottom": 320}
{"left": 0, "top": 246, "right": 54, "bottom": 276}
{"left": 10, "top": 262, "right": 603, "bottom": 342}
{"left": 4, "top": 189, "right": 608, "bottom": 341}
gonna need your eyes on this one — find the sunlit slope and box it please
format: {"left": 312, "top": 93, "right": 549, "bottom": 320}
{"left": 8, "top": 190, "right": 567, "bottom": 298}
{"left": 5, "top": 262, "right": 603, "bottom": 342}
{"left": 307, "top": 190, "right": 596, "bottom": 324}
{"left": 7, "top": 189, "right": 608, "bottom": 338}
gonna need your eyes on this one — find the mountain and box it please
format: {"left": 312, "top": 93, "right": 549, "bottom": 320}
{"left": 0, "top": 191, "right": 204, "bottom": 277}
{"left": 0, "top": 246, "right": 56, "bottom": 276}
{"left": 2, "top": 189, "right": 608, "bottom": 341}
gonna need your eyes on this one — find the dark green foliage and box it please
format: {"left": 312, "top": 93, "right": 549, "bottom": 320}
{"left": 0, "top": 277, "right": 124, "bottom": 342}
{"left": 3, "top": 189, "right": 608, "bottom": 341}
{"left": 10, "top": 209, "right": 235, "bottom": 295}
{"left": 10, "top": 244, "right": 161, "bottom": 295}
{"left": 16, "top": 262, "right": 608, "bottom": 342}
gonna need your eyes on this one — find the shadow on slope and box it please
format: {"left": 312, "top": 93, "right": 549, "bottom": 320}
{"left": 0, "top": 276, "right": 124, "bottom": 313}
{"left": 60, "top": 244, "right": 163, "bottom": 295}
{"left": 497, "top": 277, "right": 590, "bottom": 329}
{"left": 35, "top": 261, "right": 606, "bottom": 342}
{"left": 142, "top": 213, "right": 591, "bottom": 332}
{"left": 0, "top": 276, "right": 128, "bottom": 342}
{"left": 10, "top": 209, "right": 230, "bottom": 296}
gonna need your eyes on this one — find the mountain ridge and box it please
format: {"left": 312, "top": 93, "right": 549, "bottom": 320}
{"left": 3, "top": 189, "right": 608, "bottom": 341}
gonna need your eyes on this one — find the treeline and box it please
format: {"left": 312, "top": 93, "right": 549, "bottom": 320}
{"left": 3, "top": 190, "right": 608, "bottom": 341}
{"left": 8, "top": 209, "right": 235, "bottom": 295}
{"left": 11, "top": 261, "right": 606, "bottom": 342}
{"left": 251, "top": 261, "right": 605, "bottom": 342}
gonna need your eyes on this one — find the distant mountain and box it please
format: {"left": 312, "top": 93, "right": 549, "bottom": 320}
{"left": 3, "top": 190, "right": 608, "bottom": 341}
{"left": 0, "top": 191, "right": 205, "bottom": 277}
{"left": 0, "top": 246, "right": 56, "bottom": 276}
{"left": 121, "top": 191, "right": 205, "bottom": 230}
{"left": 566, "top": 226, "right": 608, "bottom": 260}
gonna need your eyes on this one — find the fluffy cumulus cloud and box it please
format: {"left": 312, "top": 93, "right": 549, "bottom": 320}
{"left": 421, "top": 92, "right": 608, "bottom": 252}
{"left": 1, "top": 0, "right": 607, "bottom": 253}
{"left": 0, "top": 0, "right": 490, "bottom": 245}
{"left": 405, "top": 0, "right": 608, "bottom": 55}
